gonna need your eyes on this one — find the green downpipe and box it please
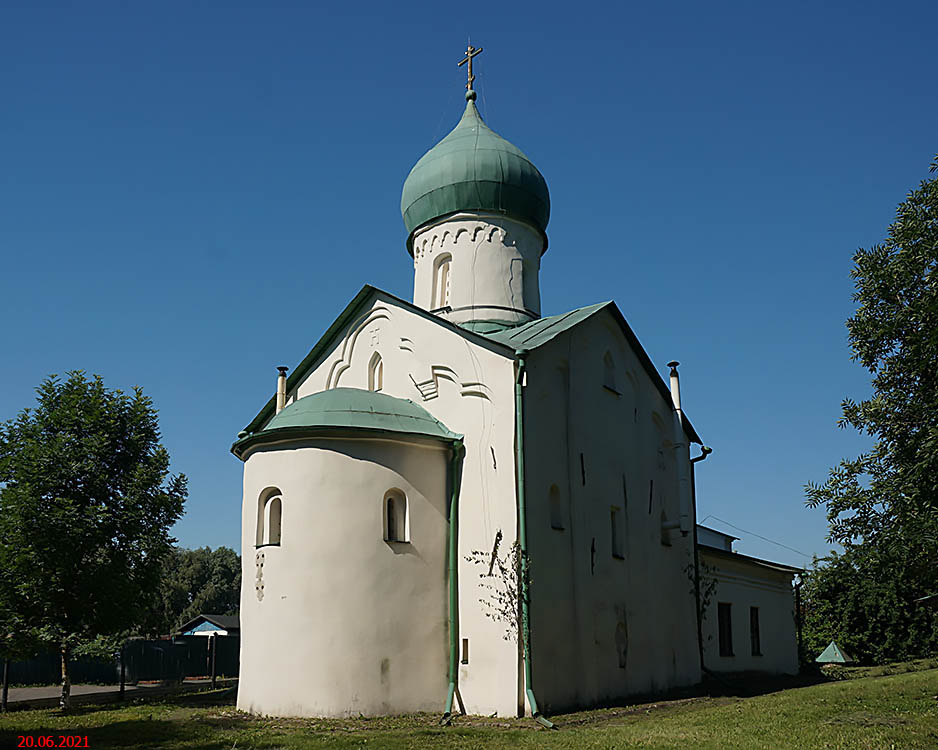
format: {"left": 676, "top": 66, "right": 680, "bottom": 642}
{"left": 441, "top": 439, "right": 465, "bottom": 725}
{"left": 515, "top": 351, "right": 555, "bottom": 729}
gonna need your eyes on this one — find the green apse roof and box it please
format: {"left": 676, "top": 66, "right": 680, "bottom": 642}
{"left": 400, "top": 92, "right": 550, "bottom": 253}
{"left": 231, "top": 387, "right": 461, "bottom": 458}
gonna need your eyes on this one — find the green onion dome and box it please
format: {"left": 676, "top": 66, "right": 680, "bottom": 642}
{"left": 401, "top": 92, "right": 550, "bottom": 254}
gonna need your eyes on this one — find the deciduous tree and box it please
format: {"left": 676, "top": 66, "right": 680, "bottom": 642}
{"left": 807, "top": 157, "right": 938, "bottom": 564}
{"left": 0, "top": 372, "right": 187, "bottom": 708}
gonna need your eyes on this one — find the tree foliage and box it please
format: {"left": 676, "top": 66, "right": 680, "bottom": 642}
{"left": 800, "top": 545, "right": 938, "bottom": 665}
{"left": 807, "top": 157, "right": 938, "bottom": 561}
{"left": 145, "top": 546, "right": 241, "bottom": 636}
{"left": 466, "top": 530, "right": 529, "bottom": 645}
{"left": 803, "top": 157, "right": 938, "bottom": 665}
{"left": 0, "top": 372, "right": 187, "bottom": 707}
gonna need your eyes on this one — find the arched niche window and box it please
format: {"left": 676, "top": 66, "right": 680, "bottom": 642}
{"left": 660, "top": 509, "right": 672, "bottom": 547}
{"left": 368, "top": 351, "right": 384, "bottom": 392}
{"left": 603, "top": 351, "right": 618, "bottom": 393}
{"left": 256, "top": 487, "right": 283, "bottom": 547}
{"left": 549, "top": 484, "right": 564, "bottom": 530}
{"left": 432, "top": 254, "right": 452, "bottom": 309}
{"left": 384, "top": 489, "right": 408, "bottom": 543}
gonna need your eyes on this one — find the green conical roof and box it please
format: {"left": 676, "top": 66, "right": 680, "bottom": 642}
{"left": 816, "top": 641, "right": 855, "bottom": 664}
{"left": 401, "top": 93, "right": 550, "bottom": 253}
{"left": 232, "top": 388, "right": 461, "bottom": 458}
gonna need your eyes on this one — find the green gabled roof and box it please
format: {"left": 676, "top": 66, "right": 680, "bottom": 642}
{"left": 816, "top": 641, "right": 855, "bottom": 664}
{"left": 237, "top": 287, "right": 703, "bottom": 447}
{"left": 484, "top": 302, "right": 610, "bottom": 350}
{"left": 232, "top": 388, "right": 461, "bottom": 459}
{"left": 401, "top": 96, "right": 550, "bottom": 253}
{"left": 485, "top": 302, "right": 703, "bottom": 444}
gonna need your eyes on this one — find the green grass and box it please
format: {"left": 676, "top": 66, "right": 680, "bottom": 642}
{"left": 820, "top": 657, "right": 938, "bottom": 681}
{"left": 1, "top": 667, "right": 936, "bottom": 749}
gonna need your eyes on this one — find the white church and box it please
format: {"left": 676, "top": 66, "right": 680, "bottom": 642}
{"left": 232, "top": 50, "right": 800, "bottom": 721}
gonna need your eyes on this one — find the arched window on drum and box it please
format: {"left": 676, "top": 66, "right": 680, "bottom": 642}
{"left": 432, "top": 254, "right": 452, "bottom": 310}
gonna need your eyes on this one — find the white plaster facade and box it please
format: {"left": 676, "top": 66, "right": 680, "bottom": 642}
{"left": 234, "top": 287, "right": 715, "bottom": 718}
{"left": 522, "top": 311, "right": 701, "bottom": 711}
{"left": 238, "top": 436, "right": 451, "bottom": 716}
{"left": 700, "top": 544, "right": 800, "bottom": 676}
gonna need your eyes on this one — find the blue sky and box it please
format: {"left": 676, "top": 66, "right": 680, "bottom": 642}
{"left": 1, "top": 0, "right": 935, "bottom": 568}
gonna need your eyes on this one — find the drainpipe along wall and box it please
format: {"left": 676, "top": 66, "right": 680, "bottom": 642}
{"left": 441, "top": 440, "right": 465, "bottom": 725}
{"left": 514, "top": 350, "right": 554, "bottom": 729}
{"left": 690, "top": 445, "right": 712, "bottom": 671}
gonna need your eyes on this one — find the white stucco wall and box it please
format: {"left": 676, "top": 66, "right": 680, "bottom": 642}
{"left": 237, "top": 436, "right": 450, "bottom": 717}
{"left": 700, "top": 549, "right": 798, "bottom": 675}
{"left": 239, "top": 291, "right": 711, "bottom": 718}
{"left": 269, "top": 292, "right": 523, "bottom": 716}
{"left": 411, "top": 212, "right": 543, "bottom": 326}
{"left": 522, "top": 309, "right": 701, "bottom": 712}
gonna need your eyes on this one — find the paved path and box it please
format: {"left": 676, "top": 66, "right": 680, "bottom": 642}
{"left": 5, "top": 678, "right": 234, "bottom": 709}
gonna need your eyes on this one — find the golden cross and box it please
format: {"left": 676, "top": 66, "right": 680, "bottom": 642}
{"left": 458, "top": 44, "right": 483, "bottom": 91}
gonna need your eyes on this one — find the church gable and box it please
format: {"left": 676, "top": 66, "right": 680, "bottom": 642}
{"left": 490, "top": 301, "right": 700, "bottom": 444}
{"left": 241, "top": 285, "right": 514, "bottom": 435}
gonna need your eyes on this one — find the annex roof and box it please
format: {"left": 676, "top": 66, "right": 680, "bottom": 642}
{"left": 175, "top": 613, "right": 240, "bottom": 636}
{"left": 698, "top": 544, "right": 803, "bottom": 575}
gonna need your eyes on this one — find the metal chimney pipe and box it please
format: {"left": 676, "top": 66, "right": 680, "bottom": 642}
{"left": 666, "top": 360, "right": 693, "bottom": 536}
{"left": 275, "top": 366, "right": 289, "bottom": 414}
{"left": 667, "top": 360, "right": 681, "bottom": 413}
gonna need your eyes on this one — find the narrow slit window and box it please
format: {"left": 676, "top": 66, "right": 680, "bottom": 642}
{"left": 660, "top": 510, "right": 672, "bottom": 547}
{"left": 256, "top": 487, "right": 283, "bottom": 547}
{"left": 750, "top": 607, "right": 761, "bottom": 656}
{"left": 603, "top": 352, "right": 618, "bottom": 392}
{"left": 266, "top": 496, "right": 282, "bottom": 545}
{"left": 384, "top": 489, "right": 408, "bottom": 543}
{"left": 611, "top": 507, "right": 624, "bottom": 559}
{"left": 549, "top": 484, "right": 564, "bottom": 530}
{"left": 368, "top": 352, "right": 384, "bottom": 392}
{"left": 432, "top": 254, "right": 452, "bottom": 309}
{"left": 461, "top": 638, "right": 469, "bottom": 664}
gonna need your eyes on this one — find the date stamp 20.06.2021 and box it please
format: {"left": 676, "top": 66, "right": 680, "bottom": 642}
{"left": 17, "top": 736, "right": 89, "bottom": 748}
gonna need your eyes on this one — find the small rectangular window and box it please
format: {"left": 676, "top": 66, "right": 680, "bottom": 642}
{"left": 750, "top": 607, "right": 761, "bottom": 656}
{"left": 461, "top": 638, "right": 469, "bottom": 664}
{"left": 610, "top": 507, "right": 624, "bottom": 559}
{"left": 549, "top": 485, "right": 564, "bottom": 530}
{"left": 718, "top": 603, "right": 733, "bottom": 657}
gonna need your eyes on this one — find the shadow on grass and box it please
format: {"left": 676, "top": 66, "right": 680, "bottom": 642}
{"left": 699, "top": 668, "right": 831, "bottom": 698}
